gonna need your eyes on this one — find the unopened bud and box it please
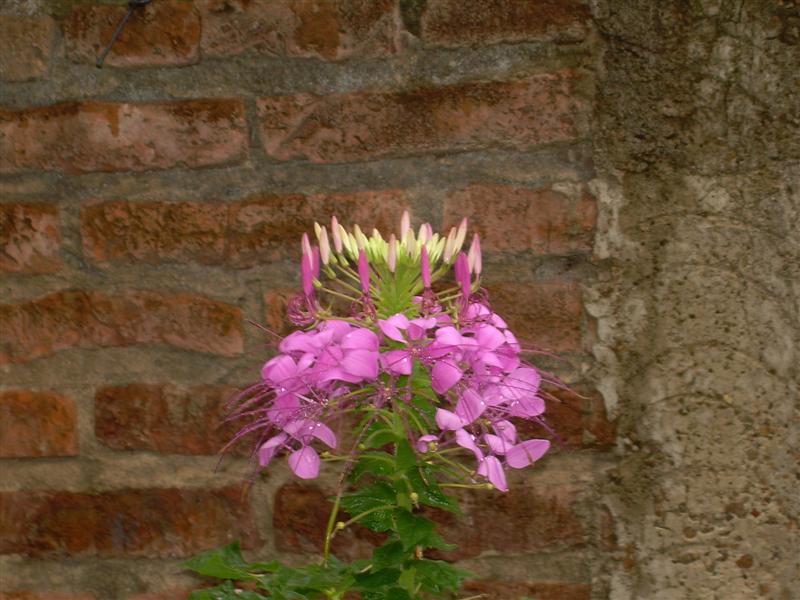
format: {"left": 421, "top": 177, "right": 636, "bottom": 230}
{"left": 485, "top": 483, "right": 494, "bottom": 491}
{"left": 468, "top": 234, "right": 481, "bottom": 276}
{"left": 410, "top": 492, "right": 419, "bottom": 506}
{"left": 331, "top": 216, "right": 343, "bottom": 253}
{"left": 301, "top": 232, "right": 313, "bottom": 261}
{"left": 318, "top": 227, "right": 331, "bottom": 265}
{"left": 358, "top": 443, "right": 366, "bottom": 450}
{"left": 336, "top": 521, "right": 346, "bottom": 530}
{"left": 400, "top": 210, "right": 410, "bottom": 239}
{"left": 443, "top": 228, "right": 457, "bottom": 262}
{"left": 454, "top": 218, "right": 468, "bottom": 253}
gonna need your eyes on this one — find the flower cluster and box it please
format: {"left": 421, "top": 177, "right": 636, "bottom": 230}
{"left": 230, "top": 212, "right": 553, "bottom": 491}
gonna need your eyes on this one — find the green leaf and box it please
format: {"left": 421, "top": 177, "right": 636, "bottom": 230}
{"left": 189, "top": 581, "right": 268, "bottom": 599}
{"left": 351, "top": 451, "right": 396, "bottom": 481}
{"left": 340, "top": 482, "right": 397, "bottom": 532}
{"left": 371, "top": 541, "right": 405, "bottom": 570}
{"left": 394, "top": 509, "right": 455, "bottom": 552}
{"left": 354, "top": 568, "right": 402, "bottom": 589}
{"left": 394, "top": 438, "right": 418, "bottom": 472}
{"left": 362, "top": 588, "right": 412, "bottom": 600}
{"left": 410, "top": 559, "right": 471, "bottom": 596}
{"left": 405, "top": 466, "right": 461, "bottom": 514}
{"left": 183, "top": 542, "right": 277, "bottom": 581}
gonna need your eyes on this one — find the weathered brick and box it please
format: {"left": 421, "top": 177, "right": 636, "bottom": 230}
{"left": 421, "top": 0, "right": 591, "bottom": 47}
{"left": 0, "top": 290, "right": 243, "bottom": 365}
{"left": 444, "top": 184, "right": 596, "bottom": 254}
{"left": 63, "top": 1, "right": 200, "bottom": 68}
{"left": 0, "top": 487, "right": 259, "bottom": 558}
{"left": 94, "top": 384, "right": 242, "bottom": 455}
{"left": 520, "top": 387, "right": 616, "bottom": 449}
{"left": 429, "top": 484, "right": 585, "bottom": 559}
{"left": 227, "top": 191, "right": 408, "bottom": 266}
{"left": 199, "top": 0, "right": 398, "bottom": 59}
{"left": 487, "top": 281, "right": 584, "bottom": 352}
{"left": 0, "top": 16, "right": 55, "bottom": 81}
{"left": 258, "top": 72, "right": 583, "bottom": 163}
{"left": 81, "top": 201, "right": 228, "bottom": 265}
{"left": 81, "top": 192, "right": 408, "bottom": 267}
{"left": 0, "top": 390, "right": 77, "bottom": 458}
{"left": 273, "top": 483, "right": 384, "bottom": 560}
{"left": 0, "top": 593, "right": 94, "bottom": 600}
{"left": 0, "top": 100, "right": 248, "bottom": 174}
{"left": 0, "top": 203, "right": 61, "bottom": 273}
{"left": 125, "top": 588, "right": 197, "bottom": 600}
{"left": 461, "top": 580, "right": 590, "bottom": 600}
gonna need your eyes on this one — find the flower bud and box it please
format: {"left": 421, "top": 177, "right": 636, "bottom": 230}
{"left": 336, "top": 521, "right": 346, "bottom": 530}
{"left": 400, "top": 209, "right": 410, "bottom": 239}
{"left": 468, "top": 233, "right": 481, "bottom": 276}
{"left": 331, "top": 216, "right": 343, "bottom": 253}
{"left": 318, "top": 227, "right": 331, "bottom": 265}
{"left": 353, "top": 224, "right": 368, "bottom": 250}
{"left": 454, "top": 218, "right": 468, "bottom": 254}
{"left": 358, "top": 249, "right": 371, "bottom": 295}
{"left": 443, "top": 227, "right": 457, "bottom": 262}
{"left": 301, "top": 232, "right": 313, "bottom": 261}
{"left": 421, "top": 245, "right": 432, "bottom": 288}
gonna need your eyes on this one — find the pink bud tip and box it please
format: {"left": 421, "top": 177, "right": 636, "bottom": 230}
{"left": 301, "top": 253, "right": 314, "bottom": 297}
{"left": 400, "top": 210, "right": 410, "bottom": 239}
{"left": 358, "top": 250, "right": 371, "bottom": 295}
{"left": 468, "top": 234, "right": 482, "bottom": 276}
{"left": 331, "top": 216, "right": 343, "bottom": 253}
{"left": 455, "top": 251, "right": 470, "bottom": 298}
{"left": 421, "top": 245, "right": 432, "bottom": 288}
{"left": 318, "top": 227, "right": 330, "bottom": 264}
{"left": 301, "top": 233, "right": 312, "bottom": 260}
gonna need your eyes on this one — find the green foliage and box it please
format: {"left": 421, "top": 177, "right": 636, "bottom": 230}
{"left": 186, "top": 375, "right": 474, "bottom": 599}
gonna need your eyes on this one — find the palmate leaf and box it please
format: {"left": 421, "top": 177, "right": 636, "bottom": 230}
{"left": 393, "top": 509, "right": 454, "bottom": 552}
{"left": 183, "top": 541, "right": 279, "bottom": 582}
{"left": 351, "top": 451, "right": 396, "bottom": 481}
{"left": 340, "top": 481, "right": 397, "bottom": 531}
{"left": 410, "top": 559, "right": 471, "bottom": 596}
{"left": 405, "top": 466, "right": 460, "bottom": 514}
{"left": 189, "top": 581, "right": 268, "bottom": 600}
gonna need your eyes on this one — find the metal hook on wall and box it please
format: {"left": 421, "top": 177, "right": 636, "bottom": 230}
{"left": 96, "top": 0, "right": 152, "bottom": 68}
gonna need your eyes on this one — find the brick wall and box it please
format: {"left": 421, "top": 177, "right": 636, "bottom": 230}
{"left": 0, "top": 1, "right": 611, "bottom": 599}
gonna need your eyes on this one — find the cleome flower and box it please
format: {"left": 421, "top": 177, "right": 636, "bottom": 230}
{"left": 227, "top": 211, "right": 557, "bottom": 491}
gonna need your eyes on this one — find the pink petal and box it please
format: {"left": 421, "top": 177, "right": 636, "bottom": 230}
{"left": 504, "top": 367, "right": 542, "bottom": 399}
{"left": 493, "top": 419, "right": 517, "bottom": 445}
{"left": 301, "top": 252, "right": 314, "bottom": 296}
{"left": 475, "top": 325, "right": 505, "bottom": 351}
{"left": 288, "top": 446, "right": 320, "bottom": 479}
{"left": 258, "top": 433, "right": 287, "bottom": 467}
{"left": 435, "top": 327, "right": 463, "bottom": 352}
{"left": 340, "top": 349, "right": 379, "bottom": 380}
{"left": 477, "top": 455, "right": 507, "bottom": 491}
{"left": 421, "top": 245, "right": 432, "bottom": 288}
{"left": 311, "top": 422, "right": 337, "bottom": 448}
{"left": 407, "top": 317, "right": 436, "bottom": 341}
{"left": 455, "top": 387, "right": 486, "bottom": 424}
{"left": 484, "top": 433, "right": 511, "bottom": 456}
{"left": 455, "top": 428, "right": 484, "bottom": 462}
{"left": 506, "top": 439, "right": 550, "bottom": 469}
{"left": 341, "top": 328, "right": 379, "bottom": 351}
{"left": 416, "top": 434, "right": 438, "bottom": 452}
{"left": 261, "top": 355, "right": 296, "bottom": 385}
{"left": 279, "top": 331, "right": 317, "bottom": 354}
{"left": 380, "top": 349, "right": 413, "bottom": 375}
{"left": 378, "top": 314, "right": 409, "bottom": 343}
{"left": 508, "top": 394, "right": 546, "bottom": 418}
{"left": 431, "top": 358, "right": 463, "bottom": 394}
{"left": 267, "top": 394, "right": 301, "bottom": 425}
{"left": 435, "top": 408, "right": 465, "bottom": 431}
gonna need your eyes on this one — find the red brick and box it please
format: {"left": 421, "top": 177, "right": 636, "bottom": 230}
{"left": 0, "top": 593, "right": 94, "bottom": 600}
{"left": 81, "top": 192, "right": 409, "bottom": 267}
{"left": 0, "top": 487, "right": 259, "bottom": 558}
{"left": 0, "top": 100, "right": 248, "bottom": 174}
{"left": 429, "top": 484, "right": 585, "bottom": 560}
{"left": 64, "top": 1, "right": 200, "bottom": 68}
{"left": 520, "top": 387, "right": 616, "bottom": 449}
{"left": 263, "top": 289, "right": 298, "bottom": 338}
{"left": 0, "top": 290, "right": 243, "bottom": 365}
{"left": 227, "top": 191, "right": 408, "bottom": 266}
{"left": 0, "top": 390, "right": 77, "bottom": 458}
{"left": 0, "top": 203, "right": 61, "bottom": 273}
{"left": 0, "top": 16, "right": 55, "bottom": 81}
{"left": 273, "top": 483, "right": 384, "bottom": 560}
{"left": 81, "top": 201, "right": 228, "bottom": 265}
{"left": 487, "top": 281, "right": 584, "bottom": 353}
{"left": 421, "top": 0, "right": 591, "bottom": 47}
{"left": 258, "top": 72, "right": 583, "bottom": 163}
{"left": 444, "top": 184, "right": 596, "bottom": 254}
{"left": 125, "top": 588, "right": 195, "bottom": 600}
{"left": 199, "top": 0, "right": 398, "bottom": 59}
{"left": 94, "top": 384, "right": 242, "bottom": 456}
{"left": 461, "top": 580, "right": 590, "bottom": 600}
